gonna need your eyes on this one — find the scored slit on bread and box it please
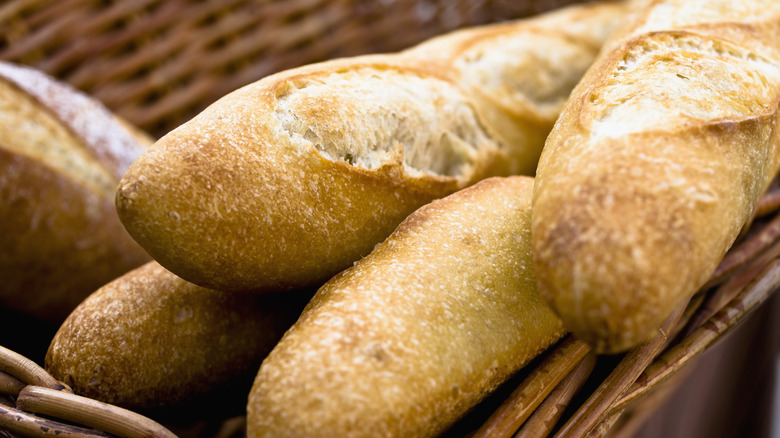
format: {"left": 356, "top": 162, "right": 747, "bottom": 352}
{"left": 272, "top": 65, "right": 496, "bottom": 180}
{"left": 589, "top": 32, "right": 780, "bottom": 137}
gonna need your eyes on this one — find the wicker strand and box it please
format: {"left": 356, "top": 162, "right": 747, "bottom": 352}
{"left": 0, "top": 346, "right": 65, "bottom": 392}
{"left": 16, "top": 386, "right": 178, "bottom": 438}
{"left": 687, "top": 237, "right": 780, "bottom": 336}
{"left": 584, "top": 409, "right": 623, "bottom": 438}
{"left": 0, "top": 403, "right": 112, "bottom": 438}
{"left": 472, "top": 337, "right": 592, "bottom": 438}
{"left": 609, "top": 257, "right": 780, "bottom": 416}
{"left": 505, "top": 183, "right": 780, "bottom": 438}
{"left": 552, "top": 302, "right": 688, "bottom": 438}
{"left": 1, "top": 0, "right": 570, "bottom": 137}
{"left": 514, "top": 352, "right": 597, "bottom": 438}
{"left": 756, "top": 190, "right": 780, "bottom": 217}
{"left": 703, "top": 210, "right": 780, "bottom": 289}
{"left": 0, "top": 373, "right": 23, "bottom": 398}
{"left": 1, "top": 4, "right": 779, "bottom": 437}
{"left": 755, "top": 177, "right": 780, "bottom": 217}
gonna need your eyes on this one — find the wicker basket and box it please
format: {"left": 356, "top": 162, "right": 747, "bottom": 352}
{"left": 1, "top": 1, "right": 779, "bottom": 437}
{"left": 0, "top": 0, "right": 582, "bottom": 139}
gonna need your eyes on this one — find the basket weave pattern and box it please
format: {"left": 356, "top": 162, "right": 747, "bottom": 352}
{"left": 0, "top": 0, "right": 581, "bottom": 138}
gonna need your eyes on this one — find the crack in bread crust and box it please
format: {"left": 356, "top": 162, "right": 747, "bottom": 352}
{"left": 273, "top": 67, "right": 499, "bottom": 180}
{"left": 587, "top": 31, "right": 780, "bottom": 139}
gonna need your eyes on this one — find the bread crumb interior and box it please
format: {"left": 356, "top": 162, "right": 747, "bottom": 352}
{"left": 274, "top": 68, "right": 501, "bottom": 180}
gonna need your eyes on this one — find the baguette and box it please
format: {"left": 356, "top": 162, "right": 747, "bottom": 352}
{"left": 45, "top": 261, "right": 311, "bottom": 410}
{"left": 531, "top": 0, "right": 780, "bottom": 353}
{"left": 115, "top": 1, "right": 626, "bottom": 293}
{"left": 247, "top": 176, "right": 566, "bottom": 438}
{"left": 0, "top": 61, "right": 151, "bottom": 324}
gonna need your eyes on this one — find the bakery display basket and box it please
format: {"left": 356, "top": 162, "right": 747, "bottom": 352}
{"left": 1, "top": 1, "right": 778, "bottom": 437}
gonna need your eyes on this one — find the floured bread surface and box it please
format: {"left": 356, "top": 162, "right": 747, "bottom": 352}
{"left": 0, "top": 61, "right": 151, "bottom": 323}
{"left": 0, "top": 62, "right": 148, "bottom": 181}
{"left": 634, "top": 0, "right": 778, "bottom": 37}
{"left": 453, "top": 32, "right": 599, "bottom": 122}
{"left": 46, "top": 262, "right": 311, "bottom": 410}
{"left": 532, "top": 0, "right": 780, "bottom": 353}
{"left": 587, "top": 32, "right": 780, "bottom": 139}
{"left": 247, "top": 176, "right": 565, "bottom": 438}
{"left": 0, "top": 75, "right": 117, "bottom": 196}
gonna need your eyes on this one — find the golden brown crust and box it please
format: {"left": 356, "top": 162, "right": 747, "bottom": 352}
{"left": 405, "top": 1, "right": 628, "bottom": 177}
{"left": 406, "top": 1, "right": 627, "bottom": 125}
{"left": 0, "top": 149, "right": 149, "bottom": 322}
{"left": 45, "top": 262, "right": 312, "bottom": 410}
{"left": 532, "top": 0, "right": 780, "bottom": 353}
{"left": 247, "top": 176, "right": 566, "bottom": 438}
{"left": 0, "top": 62, "right": 148, "bottom": 182}
{"left": 0, "top": 61, "right": 151, "bottom": 323}
{"left": 116, "top": 1, "right": 626, "bottom": 293}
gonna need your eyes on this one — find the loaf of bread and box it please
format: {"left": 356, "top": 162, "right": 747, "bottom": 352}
{"left": 45, "top": 261, "right": 312, "bottom": 410}
{"left": 247, "top": 176, "right": 566, "bottom": 438}
{"left": 531, "top": 0, "right": 780, "bottom": 353}
{"left": 115, "top": 1, "right": 627, "bottom": 293}
{"left": 0, "top": 61, "right": 152, "bottom": 324}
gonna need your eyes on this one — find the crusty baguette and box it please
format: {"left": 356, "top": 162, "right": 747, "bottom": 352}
{"left": 247, "top": 176, "right": 566, "bottom": 438}
{"left": 45, "top": 261, "right": 311, "bottom": 410}
{"left": 115, "top": 1, "right": 627, "bottom": 293}
{"left": 0, "top": 61, "right": 151, "bottom": 323}
{"left": 532, "top": 0, "right": 780, "bottom": 353}
{"left": 405, "top": 0, "right": 626, "bottom": 175}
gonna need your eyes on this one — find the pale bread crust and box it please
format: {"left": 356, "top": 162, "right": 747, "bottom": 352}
{"left": 116, "top": 1, "right": 626, "bottom": 293}
{"left": 0, "top": 62, "right": 151, "bottom": 323}
{"left": 45, "top": 261, "right": 311, "bottom": 410}
{"left": 247, "top": 176, "right": 565, "bottom": 438}
{"left": 406, "top": 1, "right": 627, "bottom": 174}
{"left": 532, "top": 0, "right": 780, "bottom": 353}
